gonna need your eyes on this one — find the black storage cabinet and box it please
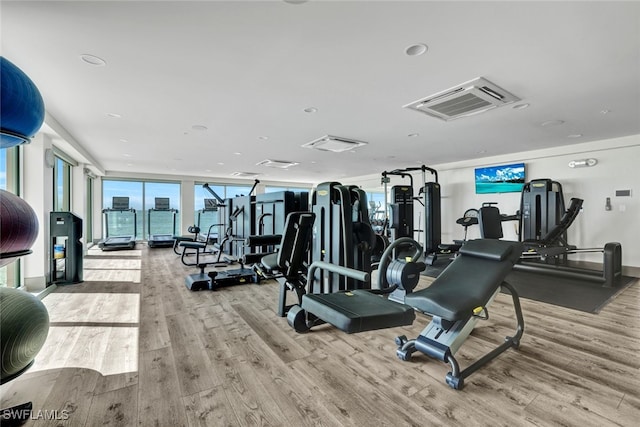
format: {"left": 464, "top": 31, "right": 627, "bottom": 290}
{"left": 50, "top": 212, "right": 83, "bottom": 285}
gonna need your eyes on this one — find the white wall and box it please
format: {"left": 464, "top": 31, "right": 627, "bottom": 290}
{"left": 350, "top": 135, "right": 640, "bottom": 269}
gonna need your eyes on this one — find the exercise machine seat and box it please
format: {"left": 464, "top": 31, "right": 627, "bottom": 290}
{"left": 405, "top": 239, "right": 521, "bottom": 321}
{"left": 260, "top": 252, "right": 279, "bottom": 272}
{"left": 301, "top": 289, "right": 416, "bottom": 334}
{"left": 477, "top": 205, "right": 504, "bottom": 239}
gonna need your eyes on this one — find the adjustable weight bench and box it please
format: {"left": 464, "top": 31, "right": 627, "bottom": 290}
{"left": 396, "top": 239, "right": 524, "bottom": 390}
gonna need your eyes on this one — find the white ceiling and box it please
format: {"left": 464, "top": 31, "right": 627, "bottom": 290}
{"left": 2, "top": 1, "right": 639, "bottom": 184}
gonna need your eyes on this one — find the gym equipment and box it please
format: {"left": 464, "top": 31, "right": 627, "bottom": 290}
{"left": 1, "top": 287, "right": 50, "bottom": 424}
{"left": 455, "top": 208, "right": 479, "bottom": 243}
{"left": 395, "top": 239, "right": 524, "bottom": 390}
{"left": 49, "top": 212, "right": 83, "bottom": 285}
{"left": 0, "top": 57, "right": 45, "bottom": 148}
{"left": 1, "top": 56, "right": 50, "bottom": 425}
{"left": 183, "top": 226, "right": 259, "bottom": 291}
{"left": 98, "top": 196, "right": 137, "bottom": 251}
{"left": 147, "top": 197, "right": 178, "bottom": 248}
{"left": 519, "top": 179, "right": 566, "bottom": 242}
{"left": 240, "top": 190, "right": 309, "bottom": 264}
{"left": 477, "top": 194, "right": 623, "bottom": 287}
{"left": 184, "top": 261, "right": 258, "bottom": 291}
{"left": 172, "top": 225, "right": 200, "bottom": 255}
{"left": 224, "top": 179, "right": 260, "bottom": 259}
{"left": 287, "top": 236, "right": 424, "bottom": 333}
{"left": 242, "top": 234, "right": 281, "bottom": 265}
{"left": 381, "top": 166, "right": 443, "bottom": 264}
{"left": 180, "top": 224, "right": 230, "bottom": 268}
{"left": 0, "top": 190, "right": 39, "bottom": 267}
{"left": 285, "top": 237, "right": 525, "bottom": 390}
{"left": 310, "top": 182, "right": 375, "bottom": 292}
{"left": 251, "top": 212, "right": 315, "bottom": 317}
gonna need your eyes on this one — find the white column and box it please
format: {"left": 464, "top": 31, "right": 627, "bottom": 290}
{"left": 72, "top": 163, "right": 86, "bottom": 250}
{"left": 181, "top": 179, "right": 195, "bottom": 235}
{"left": 22, "top": 133, "right": 54, "bottom": 291}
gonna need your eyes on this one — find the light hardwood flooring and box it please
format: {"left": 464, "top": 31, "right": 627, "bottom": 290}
{"left": 1, "top": 245, "right": 639, "bottom": 426}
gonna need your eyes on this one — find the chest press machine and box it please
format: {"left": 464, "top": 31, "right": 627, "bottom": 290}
{"left": 287, "top": 238, "right": 524, "bottom": 390}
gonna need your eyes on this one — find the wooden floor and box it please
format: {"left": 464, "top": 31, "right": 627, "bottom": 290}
{"left": 2, "top": 245, "right": 639, "bottom": 426}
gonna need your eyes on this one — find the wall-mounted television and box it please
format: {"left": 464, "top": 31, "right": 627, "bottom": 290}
{"left": 475, "top": 162, "right": 525, "bottom": 194}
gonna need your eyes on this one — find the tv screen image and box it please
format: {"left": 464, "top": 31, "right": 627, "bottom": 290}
{"left": 475, "top": 162, "right": 525, "bottom": 194}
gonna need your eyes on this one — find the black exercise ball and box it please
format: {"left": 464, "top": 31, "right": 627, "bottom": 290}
{"left": 0, "top": 189, "right": 40, "bottom": 268}
{"left": 0, "top": 287, "right": 50, "bottom": 382}
{"left": 0, "top": 56, "right": 45, "bottom": 148}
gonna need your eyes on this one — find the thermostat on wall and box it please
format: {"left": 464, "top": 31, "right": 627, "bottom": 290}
{"left": 615, "top": 189, "right": 632, "bottom": 197}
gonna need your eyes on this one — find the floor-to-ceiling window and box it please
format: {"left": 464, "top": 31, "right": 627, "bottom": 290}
{"left": 53, "top": 155, "right": 72, "bottom": 212}
{"left": 144, "top": 181, "right": 180, "bottom": 238}
{"left": 1, "top": 146, "right": 21, "bottom": 287}
{"left": 102, "top": 179, "right": 180, "bottom": 241}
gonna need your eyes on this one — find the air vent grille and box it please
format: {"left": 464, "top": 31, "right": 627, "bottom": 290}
{"left": 231, "top": 171, "right": 261, "bottom": 178}
{"left": 256, "top": 159, "right": 299, "bottom": 169}
{"left": 404, "top": 77, "right": 520, "bottom": 121}
{"left": 302, "top": 135, "right": 367, "bottom": 152}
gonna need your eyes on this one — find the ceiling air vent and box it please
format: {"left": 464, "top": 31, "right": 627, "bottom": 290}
{"left": 404, "top": 77, "right": 520, "bottom": 121}
{"left": 256, "top": 159, "right": 299, "bottom": 169}
{"left": 301, "top": 135, "right": 367, "bottom": 152}
{"left": 230, "top": 171, "right": 261, "bottom": 178}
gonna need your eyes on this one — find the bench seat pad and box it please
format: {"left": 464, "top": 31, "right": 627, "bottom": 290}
{"left": 301, "top": 290, "right": 416, "bottom": 334}
{"left": 405, "top": 239, "right": 523, "bottom": 321}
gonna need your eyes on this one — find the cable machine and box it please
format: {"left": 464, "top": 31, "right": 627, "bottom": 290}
{"left": 381, "top": 165, "right": 441, "bottom": 261}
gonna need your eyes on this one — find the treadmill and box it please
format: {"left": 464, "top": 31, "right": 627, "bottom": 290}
{"left": 147, "top": 197, "right": 178, "bottom": 248}
{"left": 98, "top": 196, "right": 137, "bottom": 251}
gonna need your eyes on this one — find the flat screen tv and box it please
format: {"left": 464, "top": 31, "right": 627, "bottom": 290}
{"left": 475, "top": 162, "right": 525, "bottom": 194}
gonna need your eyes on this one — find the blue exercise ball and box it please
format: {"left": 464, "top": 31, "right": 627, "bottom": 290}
{"left": 0, "top": 56, "right": 45, "bottom": 148}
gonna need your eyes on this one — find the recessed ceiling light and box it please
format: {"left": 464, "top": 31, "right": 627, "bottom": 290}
{"left": 303, "top": 107, "right": 318, "bottom": 113}
{"left": 233, "top": 152, "right": 242, "bottom": 155}
{"left": 408, "top": 133, "right": 419, "bottom": 138}
{"left": 205, "top": 169, "right": 212, "bottom": 172}
{"left": 191, "top": 125, "right": 207, "bottom": 131}
{"left": 119, "top": 139, "right": 128, "bottom": 143}
{"left": 540, "top": 120, "right": 565, "bottom": 127}
{"left": 600, "top": 109, "right": 611, "bottom": 115}
{"left": 405, "top": 43, "right": 428, "bottom": 56}
{"left": 477, "top": 150, "right": 487, "bottom": 154}
{"left": 283, "top": 0, "right": 308, "bottom": 4}
{"left": 258, "top": 136, "right": 269, "bottom": 140}
{"left": 217, "top": 162, "right": 224, "bottom": 166}
{"left": 567, "top": 134, "right": 583, "bottom": 138}
{"left": 123, "top": 153, "right": 131, "bottom": 157}
{"left": 126, "top": 163, "right": 133, "bottom": 167}
{"left": 80, "top": 54, "right": 106, "bottom": 66}
{"left": 513, "top": 103, "right": 530, "bottom": 110}
{"left": 106, "top": 113, "right": 121, "bottom": 118}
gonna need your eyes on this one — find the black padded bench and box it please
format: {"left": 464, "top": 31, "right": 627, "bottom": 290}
{"left": 300, "top": 289, "right": 416, "bottom": 334}
{"left": 397, "top": 238, "right": 524, "bottom": 390}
